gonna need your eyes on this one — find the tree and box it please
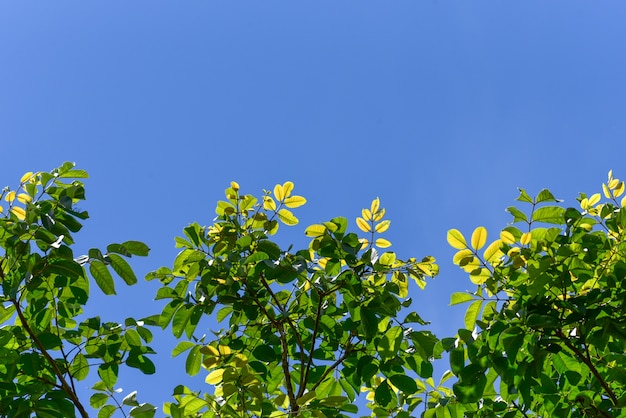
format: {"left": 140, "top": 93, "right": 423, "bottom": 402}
{"left": 432, "top": 171, "right": 626, "bottom": 417}
{"left": 147, "top": 181, "right": 440, "bottom": 417}
{"left": 3, "top": 163, "right": 626, "bottom": 418}
{"left": 0, "top": 163, "right": 155, "bottom": 418}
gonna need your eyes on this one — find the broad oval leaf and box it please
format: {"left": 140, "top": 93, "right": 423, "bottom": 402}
{"left": 375, "top": 238, "right": 392, "bottom": 248}
{"left": 375, "top": 220, "right": 391, "bottom": 233}
{"left": 304, "top": 224, "right": 326, "bottom": 237}
{"left": 447, "top": 229, "right": 467, "bottom": 250}
{"left": 471, "top": 226, "right": 488, "bottom": 250}
{"left": 278, "top": 208, "right": 298, "bottom": 226}
{"left": 356, "top": 217, "right": 371, "bottom": 233}
{"left": 284, "top": 195, "right": 306, "bottom": 208}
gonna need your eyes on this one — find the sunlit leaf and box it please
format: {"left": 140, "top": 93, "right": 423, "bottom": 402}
{"left": 274, "top": 184, "right": 285, "bottom": 201}
{"left": 278, "top": 208, "right": 298, "bottom": 226}
{"left": 471, "top": 226, "right": 488, "bottom": 250}
{"left": 90, "top": 260, "right": 116, "bottom": 295}
{"left": 447, "top": 229, "right": 467, "bottom": 250}
{"left": 483, "top": 239, "right": 503, "bottom": 263}
{"left": 520, "top": 232, "right": 532, "bottom": 246}
{"left": 284, "top": 195, "right": 306, "bottom": 208}
{"left": 453, "top": 249, "right": 473, "bottom": 265}
{"left": 206, "top": 369, "right": 225, "bottom": 385}
{"left": 375, "top": 238, "right": 392, "bottom": 248}
{"left": 500, "top": 230, "right": 515, "bottom": 244}
{"left": 263, "top": 196, "right": 277, "bottom": 211}
{"left": 305, "top": 224, "right": 326, "bottom": 237}
{"left": 450, "top": 292, "right": 475, "bottom": 306}
{"left": 107, "top": 254, "right": 137, "bottom": 285}
{"left": 464, "top": 299, "right": 483, "bottom": 330}
{"left": 356, "top": 217, "right": 371, "bottom": 233}
{"left": 375, "top": 220, "right": 391, "bottom": 233}
{"left": 370, "top": 197, "right": 380, "bottom": 214}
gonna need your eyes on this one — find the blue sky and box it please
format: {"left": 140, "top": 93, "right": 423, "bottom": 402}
{"left": 2, "top": 1, "right": 626, "bottom": 415}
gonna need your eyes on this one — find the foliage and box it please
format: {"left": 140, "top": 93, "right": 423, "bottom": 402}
{"left": 433, "top": 171, "right": 626, "bottom": 417}
{"left": 0, "top": 163, "right": 155, "bottom": 418}
{"left": 147, "top": 181, "right": 440, "bottom": 417}
{"left": 5, "top": 163, "right": 626, "bottom": 418}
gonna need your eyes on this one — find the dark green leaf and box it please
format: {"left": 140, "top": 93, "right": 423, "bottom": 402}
{"left": 374, "top": 380, "right": 392, "bottom": 407}
{"left": 389, "top": 374, "right": 418, "bottom": 394}
{"left": 122, "top": 241, "right": 150, "bottom": 256}
{"left": 90, "top": 260, "right": 116, "bottom": 295}
{"left": 107, "top": 253, "right": 137, "bottom": 285}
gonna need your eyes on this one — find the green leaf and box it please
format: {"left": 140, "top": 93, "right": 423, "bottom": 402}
{"left": 252, "top": 345, "right": 277, "bottom": 362}
{"left": 98, "top": 405, "right": 117, "bottom": 418}
{"left": 506, "top": 206, "right": 528, "bottom": 223}
{"left": 172, "top": 341, "right": 196, "bottom": 357}
{"left": 377, "top": 326, "right": 403, "bottom": 360}
{"left": 531, "top": 206, "right": 565, "bottom": 224}
{"left": 516, "top": 188, "right": 533, "bottom": 203}
{"left": 278, "top": 208, "right": 298, "bottom": 226}
{"left": 536, "top": 189, "right": 560, "bottom": 203}
{"left": 296, "top": 390, "right": 317, "bottom": 406}
{"left": 90, "top": 260, "right": 116, "bottom": 295}
{"left": 185, "top": 345, "right": 202, "bottom": 376}
{"left": 107, "top": 253, "right": 137, "bottom": 285}
{"left": 90, "top": 393, "right": 109, "bottom": 409}
{"left": 464, "top": 299, "right": 483, "bottom": 330}
{"left": 389, "top": 374, "right": 418, "bottom": 394}
{"left": 98, "top": 363, "right": 119, "bottom": 389}
{"left": 374, "top": 380, "right": 392, "bottom": 406}
{"left": 70, "top": 353, "right": 89, "bottom": 381}
{"left": 122, "top": 240, "right": 150, "bottom": 256}
{"left": 450, "top": 292, "right": 475, "bottom": 306}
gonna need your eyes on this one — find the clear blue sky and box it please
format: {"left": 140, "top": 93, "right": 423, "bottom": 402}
{"left": 2, "top": 1, "right": 626, "bottom": 415}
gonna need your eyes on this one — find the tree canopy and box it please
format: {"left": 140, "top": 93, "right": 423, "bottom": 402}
{"left": 1, "top": 163, "right": 625, "bottom": 417}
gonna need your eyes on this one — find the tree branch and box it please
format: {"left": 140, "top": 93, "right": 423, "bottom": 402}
{"left": 12, "top": 299, "right": 90, "bottom": 418}
{"left": 555, "top": 329, "right": 618, "bottom": 407}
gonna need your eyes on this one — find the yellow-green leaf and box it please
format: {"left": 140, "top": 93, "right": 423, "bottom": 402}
{"left": 278, "top": 208, "right": 298, "bottom": 226}
{"left": 375, "top": 220, "right": 391, "bottom": 233}
{"left": 356, "top": 217, "right": 371, "bottom": 233}
{"left": 305, "top": 224, "right": 326, "bottom": 237}
{"left": 603, "top": 183, "right": 611, "bottom": 199}
{"left": 469, "top": 268, "right": 490, "bottom": 285}
{"left": 379, "top": 252, "right": 396, "bottom": 266}
{"left": 615, "top": 181, "right": 625, "bottom": 198}
{"left": 373, "top": 208, "right": 386, "bottom": 222}
{"left": 588, "top": 193, "right": 601, "bottom": 207}
{"left": 17, "top": 193, "right": 32, "bottom": 204}
{"left": 483, "top": 239, "right": 503, "bottom": 263}
{"left": 206, "top": 369, "right": 225, "bottom": 385}
{"left": 282, "top": 181, "right": 294, "bottom": 198}
{"left": 500, "top": 230, "right": 515, "bottom": 244}
{"left": 464, "top": 300, "right": 483, "bottom": 329}
{"left": 284, "top": 195, "right": 306, "bottom": 208}
{"left": 453, "top": 249, "right": 473, "bottom": 266}
{"left": 11, "top": 206, "right": 25, "bottom": 220}
{"left": 375, "top": 238, "right": 392, "bottom": 248}
{"left": 297, "top": 390, "right": 317, "bottom": 406}
{"left": 263, "top": 196, "right": 277, "bottom": 211}
{"left": 471, "top": 226, "right": 488, "bottom": 250}
{"left": 447, "top": 229, "right": 467, "bottom": 250}
{"left": 521, "top": 232, "right": 532, "bottom": 245}
{"left": 5, "top": 191, "right": 16, "bottom": 202}
{"left": 230, "top": 181, "right": 240, "bottom": 191}
{"left": 274, "top": 184, "right": 285, "bottom": 201}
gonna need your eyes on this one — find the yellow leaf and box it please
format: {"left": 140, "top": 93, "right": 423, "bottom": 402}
{"left": 218, "top": 345, "right": 232, "bottom": 355}
{"left": 379, "top": 252, "right": 396, "bottom": 265}
{"left": 206, "top": 369, "right": 225, "bottom": 385}
{"left": 471, "top": 226, "right": 488, "bottom": 250}
{"left": 453, "top": 249, "right": 473, "bottom": 266}
{"left": 588, "top": 193, "right": 601, "bottom": 206}
{"left": 483, "top": 239, "right": 503, "bottom": 263}
{"left": 284, "top": 195, "right": 306, "bottom": 208}
{"left": 580, "top": 198, "right": 590, "bottom": 210}
{"left": 17, "top": 194, "right": 32, "bottom": 204}
{"left": 375, "top": 220, "right": 391, "bottom": 233}
{"left": 615, "top": 182, "right": 625, "bottom": 198}
{"left": 622, "top": 195, "right": 626, "bottom": 207}
{"left": 500, "top": 230, "right": 515, "bottom": 244}
{"left": 362, "top": 208, "right": 373, "bottom": 221}
{"left": 263, "top": 196, "right": 277, "bottom": 211}
{"left": 278, "top": 208, "right": 298, "bottom": 226}
{"left": 318, "top": 257, "right": 328, "bottom": 269}
{"left": 602, "top": 183, "right": 611, "bottom": 199}
{"left": 370, "top": 198, "right": 380, "bottom": 214}
{"left": 460, "top": 257, "right": 480, "bottom": 273}
{"left": 305, "top": 224, "right": 326, "bottom": 237}
{"left": 5, "top": 191, "right": 16, "bottom": 202}
{"left": 11, "top": 207, "right": 25, "bottom": 220}
{"left": 375, "top": 238, "right": 392, "bottom": 248}
{"left": 20, "top": 172, "right": 34, "bottom": 183}
{"left": 447, "top": 229, "right": 467, "bottom": 250}
{"left": 373, "top": 208, "right": 386, "bottom": 222}
{"left": 356, "top": 217, "right": 371, "bottom": 233}
{"left": 520, "top": 232, "right": 532, "bottom": 246}
{"left": 0, "top": 206, "right": 3, "bottom": 213}
{"left": 359, "top": 238, "right": 369, "bottom": 249}
{"left": 274, "top": 184, "right": 285, "bottom": 201}
{"left": 203, "top": 345, "right": 219, "bottom": 357}
{"left": 608, "top": 169, "right": 614, "bottom": 182}
{"left": 230, "top": 181, "right": 240, "bottom": 191}
{"left": 609, "top": 179, "right": 620, "bottom": 189}
{"left": 282, "top": 181, "right": 294, "bottom": 198}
